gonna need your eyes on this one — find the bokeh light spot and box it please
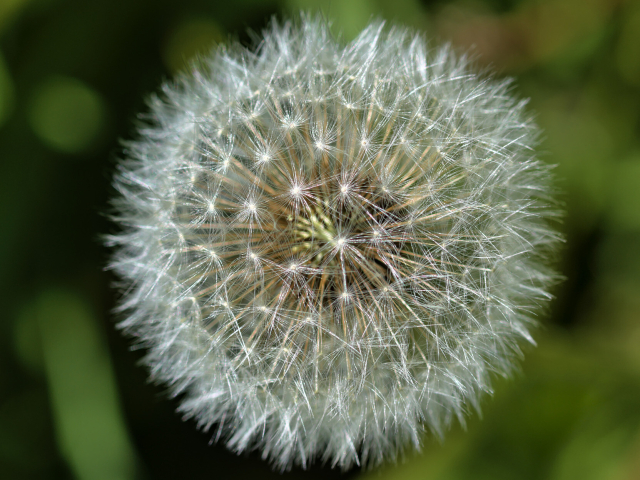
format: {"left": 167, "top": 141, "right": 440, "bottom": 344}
{"left": 0, "top": 0, "right": 30, "bottom": 34}
{"left": 27, "top": 76, "right": 105, "bottom": 153}
{"left": 35, "top": 288, "right": 137, "bottom": 480}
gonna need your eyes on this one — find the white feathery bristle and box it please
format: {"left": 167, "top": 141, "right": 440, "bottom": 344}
{"left": 108, "top": 14, "right": 561, "bottom": 471}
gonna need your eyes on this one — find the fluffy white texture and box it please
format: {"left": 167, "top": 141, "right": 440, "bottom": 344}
{"left": 108, "top": 16, "right": 560, "bottom": 471}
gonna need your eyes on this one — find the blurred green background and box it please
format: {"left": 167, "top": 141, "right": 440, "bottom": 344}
{"left": 2, "top": 0, "right": 640, "bottom": 479}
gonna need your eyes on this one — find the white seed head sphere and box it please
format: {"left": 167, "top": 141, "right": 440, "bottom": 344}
{"left": 109, "top": 16, "right": 560, "bottom": 471}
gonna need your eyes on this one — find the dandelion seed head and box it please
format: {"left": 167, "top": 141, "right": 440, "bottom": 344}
{"left": 108, "top": 15, "right": 561, "bottom": 472}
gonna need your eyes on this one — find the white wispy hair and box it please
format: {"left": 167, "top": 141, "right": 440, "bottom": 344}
{"left": 108, "top": 15, "right": 560, "bottom": 471}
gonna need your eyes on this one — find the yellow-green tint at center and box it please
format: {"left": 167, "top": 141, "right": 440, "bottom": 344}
{"left": 27, "top": 76, "right": 106, "bottom": 153}
{"left": 290, "top": 207, "right": 338, "bottom": 265}
{"left": 293, "top": 207, "right": 337, "bottom": 243}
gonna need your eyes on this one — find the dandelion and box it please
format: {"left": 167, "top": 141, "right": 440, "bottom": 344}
{"left": 108, "top": 15, "right": 560, "bottom": 471}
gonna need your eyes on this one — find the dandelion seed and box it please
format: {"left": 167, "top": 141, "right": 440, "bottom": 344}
{"left": 108, "top": 14, "right": 561, "bottom": 472}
